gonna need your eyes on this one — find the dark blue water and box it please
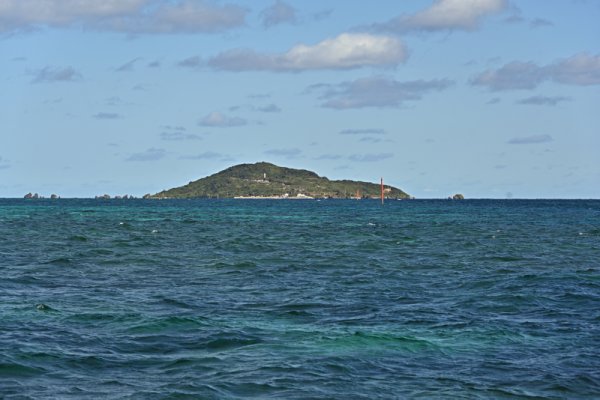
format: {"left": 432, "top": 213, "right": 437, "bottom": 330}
{"left": 1, "top": 199, "right": 599, "bottom": 399}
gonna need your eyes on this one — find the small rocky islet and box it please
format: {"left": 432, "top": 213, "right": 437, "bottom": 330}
{"left": 147, "top": 162, "right": 411, "bottom": 200}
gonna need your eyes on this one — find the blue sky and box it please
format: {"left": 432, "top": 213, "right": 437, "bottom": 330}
{"left": 1, "top": 0, "right": 599, "bottom": 198}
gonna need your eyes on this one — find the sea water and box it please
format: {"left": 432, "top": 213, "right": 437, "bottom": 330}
{"left": 1, "top": 199, "right": 599, "bottom": 399}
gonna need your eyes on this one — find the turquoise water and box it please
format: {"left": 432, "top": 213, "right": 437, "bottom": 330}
{"left": 1, "top": 199, "right": 599, "bottom": 399}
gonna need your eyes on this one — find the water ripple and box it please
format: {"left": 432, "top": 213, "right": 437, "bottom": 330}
{"left": 1, "top": 199, "right": 599, "bottom": 398}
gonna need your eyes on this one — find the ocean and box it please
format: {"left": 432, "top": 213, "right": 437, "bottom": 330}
{"left": 1, "top": 199, "right": 599, "bottom": 399}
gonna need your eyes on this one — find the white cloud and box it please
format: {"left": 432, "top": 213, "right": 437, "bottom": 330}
{"left": 179, "top": 151, "right": 232, "bottom": 161}
{"left": 472, "top": 53, "right": 600, "bottom": 91}
{"left": 160, "top": 132, "right": 202, "bottom": 141}
{"left": 116, "top": 58, "right": 141, "bottom": 72}
{"left": 550, "top": 53, "right": 600, "bottom": 86}
{"left": 198, "top": 112, "right": 247, "bottom": 127}
{"left": 374, "top": 0, "right": 507, "bottom": 32}
{"left": 0, "top": 0, "right": 247, "bottom": 34}
{"left": 248, "top": 93, "right": 271, "bottom": 100}
{"left": 348, "top": 153, "right": 394, "bottom": 162}
{"left": 471, "top": 61, "right": 546, "bottom": 91}
{"left": 508, "top": 134, "right": 553, "bottom": 144}
{"left": 105, "top": 96, "right": 123, "bottom": 106}
{"left": 359, "top": 137, "right": 384, "bottom": 144}
{"left": 177, "top": 56, "right": 203, "bottom": 68}
{"left": 314, "top": 154, "right": 342, "bottom": 160}
{"left": 228, "top": 103, "right": 282, "bottom": 113}
{"left": 208, "top": 33, "right": 407, "bottom": 71}
{"left": 160, "top": 126, "right": 202, "bottom": 140}
{"left": 142, "top": 1, "right": 246, "bottom": 34}
{"left": 126, "top": 147, "right": 166, "bottom": 161}
{"left": 339, "top": 128, "right": 386, "bottom": 135}
{"left": 93, "top": 112, "right": 121, "bottom": 119}
{"left": 0, "top": 0, "right": 145, "bottom": 28}
{"left": 264, "top": 148, "right": 302, "bottom": 158}
{"left": 260, "top": 0, "right": 296, "bottom": 28}
{"left": 530, "top": 18, "right": 553, "bottom": 28}
{"left": 31, "top": 66, "right": 82, "bottom": 83}
{"left": 517, "top": 96, "right": 570, "bottom": 106}
{"left": 314, "top": 76, "right": 453, "bottom": 109}
{"left": 256, "top": 104, "right": 282, "bottom": 113}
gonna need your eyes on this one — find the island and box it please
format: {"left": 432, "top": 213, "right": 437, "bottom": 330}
{"left": 148, "top": 162, "right": 410, "bottom": 199}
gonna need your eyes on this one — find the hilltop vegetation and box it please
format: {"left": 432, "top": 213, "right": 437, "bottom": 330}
{"left": 150, "top": 162, "right": 410, "bottom": 199}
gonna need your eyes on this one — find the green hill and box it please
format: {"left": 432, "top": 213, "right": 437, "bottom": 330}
{"left": 149, "top": 162, "right": 410, "bottom": 199}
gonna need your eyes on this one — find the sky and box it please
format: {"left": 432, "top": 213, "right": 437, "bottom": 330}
{"left": 1, "top": 0, "right": 599, "bottom": 199}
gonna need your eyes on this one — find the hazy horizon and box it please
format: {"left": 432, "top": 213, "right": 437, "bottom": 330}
{"left": 2, "top": 0, "right": 599, "bottom": 199}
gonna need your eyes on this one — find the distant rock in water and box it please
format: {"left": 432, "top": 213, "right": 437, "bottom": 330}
{"left": 36, "top": 303, "right": 52, "bottom": 311}
{"left": 452, "top": 194, "right": 465, "bottom": 200}
{"left": 149, "top": 161, "right": 411, "bottom": 199}
{"left": 50, "top": 194, "right": 59, "bottom": 199}
{"left": 24, "top": 192, "right": 33, "bottom": 199}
